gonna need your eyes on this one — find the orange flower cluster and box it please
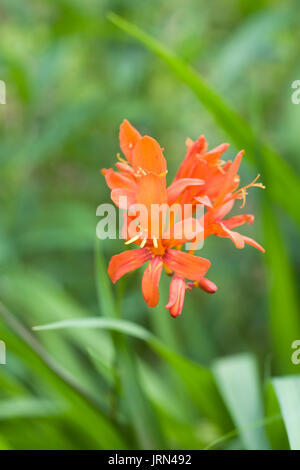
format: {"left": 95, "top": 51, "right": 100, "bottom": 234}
{"left": 102, "top": 120, "right": 265, "bottom": 318}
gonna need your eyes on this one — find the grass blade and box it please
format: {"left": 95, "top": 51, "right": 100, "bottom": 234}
{"left": 265, "top": 381, "right": 289, "bottom": 450}
{"left": 33, "top": 317, "right": 231, "bottom": 430}
{"left": 273, "top": 376, "right": 300, "bottom": 450}
{"left": 263, "top": 204, "right": 300, "bottom": 374}
{"left": 0, "top": 303, "right": 127, "bottom": 449}
{"left": 213, "top": 354, "right": 270, "bottom": 449}
{"left": 0, "top": 398, "right": 61, "bottom": 420}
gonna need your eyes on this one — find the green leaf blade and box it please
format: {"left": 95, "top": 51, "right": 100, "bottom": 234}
{"left": 213, "top": 354, "right": 270, "bottom": 450}
{"left": 273, "top": 376, "right": 300, "bottom": 450}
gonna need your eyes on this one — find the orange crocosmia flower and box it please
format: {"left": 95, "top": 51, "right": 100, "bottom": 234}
{"left": 172, "top": 134, "right": 265, "bottom": 253}
{"left": 107, "top": 154, "right": 209, "bottom": 307}
{"left": 102, "top": 120, "right": 204, "bottom": 210}
{"left": 108, "top": 231, "right": 211, "bottom": 309}
{"left": 202, "top": 151, "right": 265, "bottom": 252}
{"left": 174, "top": 135, "right": 230, "bottom": 205}
{"left": 102, "top": 121, "right": 265, "bottom": 318}
{"left": 105, "top": 122, "right": 210, "bottom": 310}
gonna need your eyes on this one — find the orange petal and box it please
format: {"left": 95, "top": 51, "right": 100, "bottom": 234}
{"left": 103, "top": 168, "right": 137, "bottom": 191}
{"left": 214, "top": 150, "right": 244, "bottom": 206}
{"left": 121, "top": 212, "right": 138, "bottom": 240}
{"left": 133, "top": 136, "right": 167, "bottom": 175}
{"left": 119, "top": 119, "right": 141, "bottom": 164}
{"left": 167, "top": 178, "right": 204, "bottom": 205}
{"left": 136, "top": 173, "right": 167, "bottom": 206}
{"left": 108, "top": 248, "right": 151, "bottom": 283}
{"left": 175, "top": 135, "right": 207, "bottom": 179}
{"left": 194, "top": 195, "right": 212, "bottom": 208}
{"left": 217, "top": 224, "right": 245, "bottom": 248}
{"left": 111, "top": 188, "right": 136, "bottom": 209}
{"left": 165, "top": 275, "right": 186, "bottom": 317}
{"left": 204, "top": 143, "right": 229, "bottom": 164}
{"left": 214, "top": 223, "right": 265, "bottom": 252}
{"left": 166, "top": 218, "right": 203, "bottom": 247}
{"left": 212, "top": 199, "right": 234, "bottom": 220}
{"left": 135, "top": 173, "right": 168, "bottom": 238}
{"left": 163, "top": 249, "right": 211, "bottom": 281}
{"left": 115, "top": 161, "right": 135, "bottom": 175}
{"left": 242, "top": 235, "right": 265, "bottom": 253}
{"left": 141, "top": 257, "right": 163, "bottom": 307}
{"left": 222, "top": 214, "right": 254, "bottom": 229}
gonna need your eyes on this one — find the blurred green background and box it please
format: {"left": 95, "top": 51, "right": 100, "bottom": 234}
{"left": 0, "top": 0, "right": 300, "bottom": 450}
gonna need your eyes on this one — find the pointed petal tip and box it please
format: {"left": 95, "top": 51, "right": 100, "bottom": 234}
{"left": 164, "top": 249, "right": 211, "bottom": 281}
{"left": 120, "top": 118, "right": 133, "bottom": 129}
{"left": 119, "top": 119, "right": 141, "bottom": 163}
{"left": 165, "top": 301, "right": 182, "bottom": 318}
{"left": 169, "top": 310, "right": 181, "bottom": 318}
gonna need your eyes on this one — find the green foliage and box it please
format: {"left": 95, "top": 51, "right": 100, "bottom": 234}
{"left": 213, "top": 354, "right": 269, "bottom": 449}
{"left": 273, "top": 376, "right": 300, "bottom": 450}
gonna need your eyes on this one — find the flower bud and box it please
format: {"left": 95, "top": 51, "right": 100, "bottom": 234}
{"left": 198, "top": 278, "right": 217, "bottom": 294}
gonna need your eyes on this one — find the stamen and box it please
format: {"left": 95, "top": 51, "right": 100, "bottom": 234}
{"left": 153, "top": 237, "right": 158, "bottom": 249}
{"left": 218, "top": 160, "right": 226, "bottom": 172}
{"left": 125, "top": 235, "right": 140, "bottom": 245}
{"left": 164, "top": 265, "right": 173, "bottom": 276}
{"left": 240, "top": 188, "right": 247, "bottom": 208}
{"left": 117, "top": 153, "right": 128, "bottom": 164}
{"left": 138, "top": 167, "right": 147, "bottom": 176}
{"left": 158, "top": 170, "right": 168, "bottom": 177}
{"left": 251, "top": 173, "right": 261, "bottom": 185}
{"left": 153, "top": 262, "right": 163, "bottom": 273}
{"left": 140, "top": 238, "right": 147, "bottom": 248}
{"left": 232, "top": 173, "right": 265, "bottom": 208}
{"left": 244, "top": 173, "right": 265, "bottom": 190}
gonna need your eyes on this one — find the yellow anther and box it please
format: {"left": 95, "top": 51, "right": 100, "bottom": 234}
{"left": 140, "top": 238, "right": 147, "bottom": 248}
{"left": 233, "top": 173, "right": 265, "bottom": 208}
{"left": 164, "top": 265, "right": 173, "bottom": 276}
{"left": 138, "top": 167, "right": 147, "bottom": 176}
{"left": 125, "top": 235, "right": 140, "bottom": 245}
{"left": 153, "top": 237, "right": 158, "bottom": 249}
{"left": 116, "top": 153, "right": 128, "bottom": 164}
{"left": 240, "top": 188, "right": 247, "bottom": 209}
{"left": 247, "top": 174, "right": 265, "bottom": 189}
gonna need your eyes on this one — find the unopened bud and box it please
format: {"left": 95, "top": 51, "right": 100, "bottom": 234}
{"left": 198, "top": 278, "right": 218, "bottom": 294}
